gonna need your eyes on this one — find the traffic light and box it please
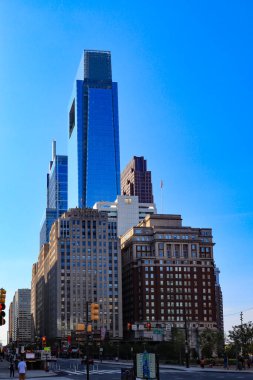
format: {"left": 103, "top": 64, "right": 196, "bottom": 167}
{"left": 127, "top": 323, "right": 132, "bottom": 331}
{"left": 0, "top": 304, "right": 5, "bottom": 326}
{"left": 42, "top": 336, "right": 47, "bottom": 347}
{"left": 87, "top": 324, "right": 92, "bottom": 333}
{"left": 0, "top": 289, "right": 6, "bottom": 303}
{"left": 146, "top": 322, "right": 152, "bottom": 330}
{"left": 0, "top": 289, "right": 6, "bottom": 326}
{"left": 90, "top": 303, "right": 99, "bottom": 321}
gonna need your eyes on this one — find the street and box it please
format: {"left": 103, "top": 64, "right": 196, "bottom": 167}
{"left": 57, "top": 368, "right": 253, "bottom": 380}
{"left": 1, "top": 359, "right": 252, "bottom": 380}
{"left": 53, "top": 360, "right": 253, "bottom": 380}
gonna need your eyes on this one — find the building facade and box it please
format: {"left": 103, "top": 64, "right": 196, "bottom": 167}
{"left": 8, "top": 302, "right": 13, "bottom": 344}
{"left": 121, "top": 156, "right": 154, "bottom": 203}
{"left": 68, "top": 50, "right": 120, "bottom": 208}
{"left": 214, "top": 267, "right": 224, "bottom": 333}
{"left": 11, "top": 289, "right": 32, "bottom": 345}
{"left": 32, "top": 208, "right": 122, "bottom": 341}
{"left": 120, "top": 214, "right": 222, "bottom": 348}
{"left": 94, "top": 195, "right": 157, "bottom": 237}
{"left": 40, "top": 141, "right": 68, "bottom": 248}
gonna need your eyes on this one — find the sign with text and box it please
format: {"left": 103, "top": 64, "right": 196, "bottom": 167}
{"left": 26, "top": 353, "right": 35, "bottom": 359}
{"left": 136, "top": 352, "right": 156, "bottom": 379}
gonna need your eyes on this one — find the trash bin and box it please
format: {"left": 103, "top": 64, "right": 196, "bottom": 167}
{"left": 121, "top": 368, "right": 133, "bottom": 380}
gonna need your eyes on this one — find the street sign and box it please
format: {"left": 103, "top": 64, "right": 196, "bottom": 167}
{"left": 137, "top": 352, "right": 156, "bottom": 379}
{"left": 26, "top": 353, "right": 35, "bottom": 359}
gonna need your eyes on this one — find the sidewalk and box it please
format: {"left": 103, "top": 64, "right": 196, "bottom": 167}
{"left": 0, "top": 360, "right": 57, "bottom": 380}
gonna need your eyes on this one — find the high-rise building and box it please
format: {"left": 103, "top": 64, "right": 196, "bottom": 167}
{"left": 31, "top": 244, "right": 49, "bottom": 341}
{"left": 121, "top": 156, "right": 154, "bottom": 203}
{"left": 93, "top": 195, "right": 157, "bottom": 237}
{"left": 40, "top": 141, "right": 68, "bottom": 248}
{"left": 32, "top": 209, "right": 122, "bottom": 340}
{"left": 214, "top": 267, "right": 224, "bottom": 333}
{"left": 8, "top": 302, "right": 13, "bottom": 344}
{"left": 120, "top": 214, "right": 222, "bottom": 347}
{"left": 11, "top": 289, "right": 31, "bottom": 345}
{"left": 68, "top": 50, "right": 120, "bottom": 208}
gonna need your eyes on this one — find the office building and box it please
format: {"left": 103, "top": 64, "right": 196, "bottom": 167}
{"left": 121, "top": 156, "right": 154, "bottom": 203}
{"left": 11, "top": 289, "right": 32, "bottom": 345}
{"left": 31, "top": 244, "right": 49, "bottom": 341}
{"left": 214, "top": 267, "right": 224, "bottom": 333}
{"left": 68, "top": 50, "right": 120, "bottom": 208}
{"left": 40, "top": 141, "right": 68, "bottom": 248}
{"left": 32, "top": 208, "right": 122, "bottom": 340}
{"left": 120, "top": 214, "right": 222, "bottom": 347}
{"left": 8, "top": 302, "right": 13, "bottom": 344}
{"left": 94, "top": 195, "right": 157, "bottom": 237}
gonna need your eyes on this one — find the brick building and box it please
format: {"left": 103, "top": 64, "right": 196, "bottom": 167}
{"left": 121, "top": 214, "right": 222, "bottom": 348}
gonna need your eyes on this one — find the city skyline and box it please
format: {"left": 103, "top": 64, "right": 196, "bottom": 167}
{"left": 1, "top": 1, "right": 253, "bottom": 343}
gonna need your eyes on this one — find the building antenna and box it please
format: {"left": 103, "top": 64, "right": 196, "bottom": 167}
{"left": 160, "top": 180, "right": 164, "bottom": 213}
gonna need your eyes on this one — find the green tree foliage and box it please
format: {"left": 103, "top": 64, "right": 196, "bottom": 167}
{"left": 200, "top": 328, "right": 224, "bottom": 358}
{"left": 228, "top": 321, "right": 253, "bottom": 355}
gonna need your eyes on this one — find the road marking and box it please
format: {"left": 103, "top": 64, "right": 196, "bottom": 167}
{"left": 62, "top": 369, "right": 122, "bottom": 375}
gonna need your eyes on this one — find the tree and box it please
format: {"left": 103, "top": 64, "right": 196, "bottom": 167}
{"left": 171, "top": 327, "right": 185, "bottom": 364}
{"left": 228, "top": 321, "right": 253, "bottom": 356}
{"left": 199, "top": 328, "right": 223, "bottom": 358}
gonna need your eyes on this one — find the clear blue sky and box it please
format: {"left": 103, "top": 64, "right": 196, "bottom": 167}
{"left": 0, "top": 0, "right": 253, "bottom": 343}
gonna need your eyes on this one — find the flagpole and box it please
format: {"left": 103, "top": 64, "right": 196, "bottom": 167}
{"left": 160, "top": 180, "right": 163, "bottom": 213}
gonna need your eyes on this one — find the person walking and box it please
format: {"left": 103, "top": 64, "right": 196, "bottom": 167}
{"left": 9, "top": 361, "right": 15, "bottom": 378}
{"left": 18, "top": 358, "right": 27, "bottom": 380}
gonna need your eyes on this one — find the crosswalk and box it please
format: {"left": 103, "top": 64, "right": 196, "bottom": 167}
{"left": 61, "top": 369, "right": 122, "bottom": 375}
{"left": 59, "top": 368, "right": 174, "bottom": 376}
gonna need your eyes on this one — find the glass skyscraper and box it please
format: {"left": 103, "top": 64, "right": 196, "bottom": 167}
{"left": 40, "top": 141, "right": 68, "bottom": 248}
{"left": 68, "top": 50, "right": 120, "bottom": 208}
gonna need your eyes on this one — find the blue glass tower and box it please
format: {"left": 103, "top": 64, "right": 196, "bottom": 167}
{"left": 40, "top": 141, "right": 68, "bottom": 248}
{"left": 68, "top": 50, "right": 120, "bottom": 208}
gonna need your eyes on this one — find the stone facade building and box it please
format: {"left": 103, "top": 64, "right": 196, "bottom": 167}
{"left": 32, "top": 208, "right": 122, "bottom": 341}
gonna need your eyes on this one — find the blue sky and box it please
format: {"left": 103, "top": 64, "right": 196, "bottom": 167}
{"left": 0, "top": 0, "right": 253, "bottom": 343}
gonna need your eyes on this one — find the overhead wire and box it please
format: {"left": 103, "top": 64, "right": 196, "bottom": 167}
{"left": 224, "top": 306, "right": 253, "bottom": 317}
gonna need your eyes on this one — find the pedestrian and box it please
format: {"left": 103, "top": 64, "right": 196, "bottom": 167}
{"left": 18, "top": 358, "right": 27, "bottom": 380}
{"left": 9, "top": 361, "right": 15, "bottom": 378}
{"left": 224, "top": 354, "right": 228, "bottom": 369}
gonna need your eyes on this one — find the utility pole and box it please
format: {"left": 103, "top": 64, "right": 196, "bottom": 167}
{"left": 240, "top": 312, "right": 243, "bottom": 356}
